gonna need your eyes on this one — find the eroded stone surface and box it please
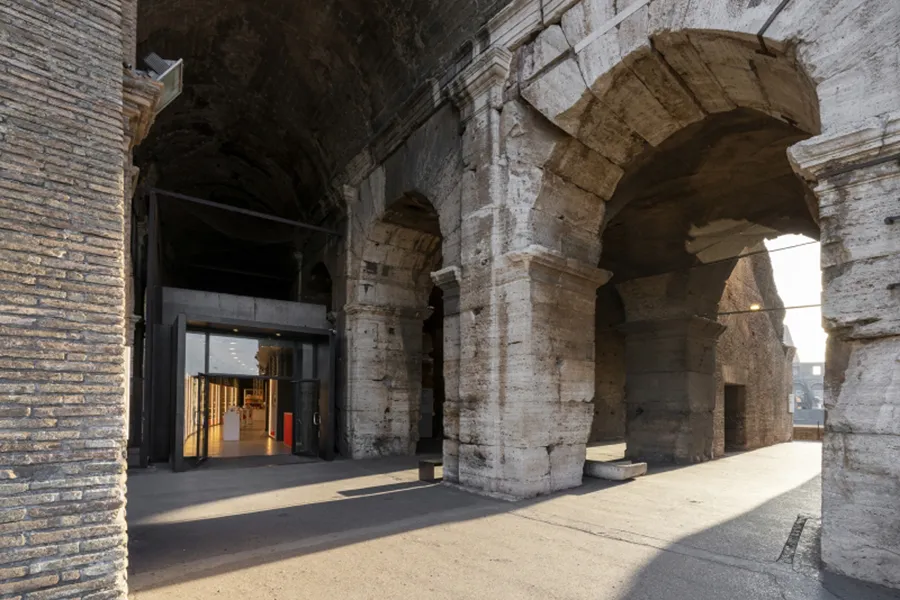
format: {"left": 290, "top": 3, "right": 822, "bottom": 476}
{"left": 583, "top": 458, "right": 647, "bottom": 480}
{"left": 591, "top": 252, "right": 794, "bottom": 458}
{"left": 4, "top": 0, "right": 900, "bottom": 596}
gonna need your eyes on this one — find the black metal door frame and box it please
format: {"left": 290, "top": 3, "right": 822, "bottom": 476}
{"left": 196, "top": 373, "right": 209, "bottom": 464}
{"left": 292, "top": 379, "right": 320, "bottom": 457}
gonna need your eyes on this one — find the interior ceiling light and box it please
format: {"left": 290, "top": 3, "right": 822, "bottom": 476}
{"left": 141, "top": 52, "right": 183, "bottom": 114}
{"left": 233, "top": 329, "right": 239, "bottom": 333}
{"left": 750, "top": 304, "right": 762, "bottom": 311}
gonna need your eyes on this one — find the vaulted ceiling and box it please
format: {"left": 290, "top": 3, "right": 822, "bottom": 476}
{"left": 601, "top": 109, "right": 819, "bottom": 282}
{"left": 136, "top": 0, "right": 511, "bottom": 223}
{"left": 135, "top": 0, "right": 510, "bottom": 296}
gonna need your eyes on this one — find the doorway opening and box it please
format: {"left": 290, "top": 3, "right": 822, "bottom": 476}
{"left": 417, "top": 286, "right": 444, "bottom": 454}
{"left": 724, "top": 384, "right": 748, "bottom": 452}
{"left": 175, "top": 324, "right": 332, "bottom": 471}
{"left": 206, "top": 376, "right": 292, "bottom": 459}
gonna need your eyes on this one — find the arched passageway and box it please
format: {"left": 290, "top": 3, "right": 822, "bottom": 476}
{"left": 130, "top": 3, "right": 481, "bottom": 464}
{"left": 488, "top": 12, "right": 899, "bottom": 585}
{"left": 596, "top": 106, "right": 818, "bottom": 464}
{"left": 344, "top": 193, "right": 444, "bottom": 457}
{"left": 9, "top": 0, "right": 900, "bottom": 596}
{"left": 500, "top": 29, "right": 822, "bottom": 482}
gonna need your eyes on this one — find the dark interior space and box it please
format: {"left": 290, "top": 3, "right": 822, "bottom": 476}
{"left": 417, "top": 285, "right": 445, "bottom": 454}
{"left": 302, "top": 262, "right": 334, "bottom": 309}
{"left": 154, "top": 197, "right": 301, "bottom": 300}
{"left": 724, "top": 384, "right": 748, "bottom": 451}
{"left": 591, "top": 285, "right": 627, "bottom": 443}
{"left": 600, "top": 108, "right": 819, "bottom": 284}
{"left": 133, "top": 0, "right": 513, "bottom": 305}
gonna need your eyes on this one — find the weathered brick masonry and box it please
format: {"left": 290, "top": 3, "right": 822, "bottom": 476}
{"left": 0, "top": 0, "right": 898, "bottom": 596}
{"left": 0, "top": 1, "right": 130, "bottom": 597}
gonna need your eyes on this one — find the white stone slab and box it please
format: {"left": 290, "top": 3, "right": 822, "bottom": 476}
{"left": 583, "top": 459, "right": 647, "bottom": 480}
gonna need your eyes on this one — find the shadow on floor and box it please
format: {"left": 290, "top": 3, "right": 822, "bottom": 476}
{"left": 337, "top": 480, "right": 434, "bottom": 497}
{"left": 128, "top": 451, "right": 900, "bottom": 599}
{"left": 614, "top": 477, "right": 900, "bottom": 600}
{"left": 126, "top": 455, "right": 422, "bottom": 524}
{"left": 128, "top": 473, "right": 507, "bottom": 592}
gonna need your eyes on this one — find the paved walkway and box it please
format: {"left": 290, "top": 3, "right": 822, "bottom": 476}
{"left": 126, "top": 442, "right": 900, "bottom": 599}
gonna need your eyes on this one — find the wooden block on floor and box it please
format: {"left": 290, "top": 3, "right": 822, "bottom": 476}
{"left": 419, "top": 458, "right": 443, "bottom": 482}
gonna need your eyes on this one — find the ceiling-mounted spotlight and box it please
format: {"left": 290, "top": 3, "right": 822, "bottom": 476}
{"left": 141, "top": 52, "right": 183, "bottom": 114}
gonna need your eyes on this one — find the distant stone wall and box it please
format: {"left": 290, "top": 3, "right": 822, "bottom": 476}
{"left": 0, "top": 2, "right": 129, "bottom": 598}
{"left": 714, "top": 252, "right": 793, "bottom": 456}
{"left": 590, "top": 252, "right": 793, "bottom": 449}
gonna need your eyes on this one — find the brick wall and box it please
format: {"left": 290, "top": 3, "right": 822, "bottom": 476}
{"left": 0, "top": 1, "right": 128, "bottom": 598}
{"left": 591, "top": 254, "right": 793, "bottom": 449}
{"left": 715, "top": 253, "right": 793, "bottom": 456}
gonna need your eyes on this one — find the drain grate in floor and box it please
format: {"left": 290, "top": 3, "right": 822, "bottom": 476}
{"left": 777, "top": 514, "right": 809, "bottom": 564}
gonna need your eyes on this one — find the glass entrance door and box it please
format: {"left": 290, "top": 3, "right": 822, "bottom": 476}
{"left": 172, "top": 322, "right": 334, "bottom": 468}
{"left": 174, "top": 314, "right": 210, "bottom": 471}
{"left": 293, "top": 380, "right": 319, "bottom": 457}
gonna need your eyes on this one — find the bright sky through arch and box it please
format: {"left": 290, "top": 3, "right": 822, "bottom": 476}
{"left": 765, "top": 235, "right": 825, "bottom": 363}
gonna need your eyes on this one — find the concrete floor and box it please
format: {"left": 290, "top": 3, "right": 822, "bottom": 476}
{"left": 126, "top": 442, "right": 900, "bottom": 600}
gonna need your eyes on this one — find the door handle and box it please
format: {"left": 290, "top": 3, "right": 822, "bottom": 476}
{"left": 313, "top": 412, "right": 320, "bottom": 426}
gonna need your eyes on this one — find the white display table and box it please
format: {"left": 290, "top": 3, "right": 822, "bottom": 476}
{"left": 223, "top": 411, "right": 240, "bottom": 441}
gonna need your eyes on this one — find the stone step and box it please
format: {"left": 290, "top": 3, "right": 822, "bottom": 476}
{"left": 583, "top": 459, "right": 647, "bottom": 481}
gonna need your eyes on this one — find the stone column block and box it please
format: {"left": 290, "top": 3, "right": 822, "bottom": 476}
{"left": 432, "top": 266, "right": 462, "bottom": 482}
{"left": 790, "top": 116, "right": 900, "bottom": 588}
{"left": 820, "top": 336, "right": 900, "bottom": 587}
{"left": 343, "top": 304, "right": 429, "bottom": 458}
{"left": 621, "top": 316, "right": 726, "bottom": 463}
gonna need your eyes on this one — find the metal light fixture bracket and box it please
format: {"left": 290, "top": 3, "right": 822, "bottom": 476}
{"left": 141, "top": 52, "right": 184, "bottom": 114}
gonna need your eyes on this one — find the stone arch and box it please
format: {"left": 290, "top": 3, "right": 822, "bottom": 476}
{"left": 501, "top": 8, "right": 900, "bottom": 584}
{"left": 519, "top": 29, "right": 823, "bottom": 255}
{"left": 500, "top": 24, "right": 828, "bottom": 473}
{"left": 519, "top": 0, "right": 898, "bottom": 143}
{"left": 355, "top": 192, "right": 443, "bottom": 309}
{"left": 350, "top": 103, "right": 463, "bottom": 284}
{"left": 343, "top": 191, "right": 444, "bottom": 458}
{"left": 342, "top": 104, "right": 463, "bottom": 458}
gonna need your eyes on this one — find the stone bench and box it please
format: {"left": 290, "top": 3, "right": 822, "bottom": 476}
{"left": 583, "top": 459, "right": 647, "bottom": 481}
{"left": 418, "top": 458, "right": 443, "bottom": 482}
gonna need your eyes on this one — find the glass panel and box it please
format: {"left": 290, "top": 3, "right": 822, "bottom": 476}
{"left": 207, "top": 377, "right": 241, "bottom": 431}
{"left": 207, "top": 335, "right": 294, "bottom": 377}
{"left": 182, "top": 332, "right": 206, "bottom": 458}
{"left": 294, "top": 380, "right": 319, "bottom": 456}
